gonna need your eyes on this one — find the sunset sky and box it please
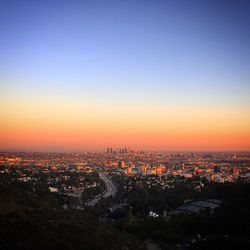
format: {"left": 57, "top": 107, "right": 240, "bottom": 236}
{"left": 1, "top": 0, "right": 250, "bottom": 151}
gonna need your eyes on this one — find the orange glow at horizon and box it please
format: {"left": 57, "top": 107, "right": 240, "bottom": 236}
{"left": 1, "top": 100, "right": 250, "bottom": 151}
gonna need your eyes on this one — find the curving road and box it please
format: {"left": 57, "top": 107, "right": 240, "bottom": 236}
{"left": 85, "top": 172, "right": 117, "bottom": 207}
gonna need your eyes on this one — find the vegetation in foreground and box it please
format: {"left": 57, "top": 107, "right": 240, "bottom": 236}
{"left": 0, "top": 176, "right": 145, "bottom": 250}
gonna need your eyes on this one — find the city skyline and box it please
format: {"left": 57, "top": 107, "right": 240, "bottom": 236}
{"left": 1, "top": 0, "right": 250, "bottom": 151}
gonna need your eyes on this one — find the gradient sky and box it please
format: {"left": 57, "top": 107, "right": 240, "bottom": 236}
{"left": 0, "top": 0, "right": 250, "bottom": 151}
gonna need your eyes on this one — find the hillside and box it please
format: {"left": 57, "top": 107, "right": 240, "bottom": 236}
{"left": 0, "top": 178, "right": 145, "bottom": 250}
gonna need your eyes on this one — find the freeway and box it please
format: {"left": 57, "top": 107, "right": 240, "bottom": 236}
{"left": 85, "top": 172, "right": 117, "bottom": 207}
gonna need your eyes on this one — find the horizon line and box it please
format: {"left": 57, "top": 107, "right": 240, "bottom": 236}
{"left": 1, "top": 148, "right": 250, "bottom": 154}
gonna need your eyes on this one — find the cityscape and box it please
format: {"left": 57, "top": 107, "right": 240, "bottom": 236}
{"left": 1, "top": 0, "right": 250, "bottom": 250}
{"left": 0, "top": 150, "right": 250, "bottom": 249}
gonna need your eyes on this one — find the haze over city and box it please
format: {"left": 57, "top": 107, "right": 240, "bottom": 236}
{"left": 1, "top": 0, "right": 250, "bottom": 152}
{"left": 1, "top": 1, "right": 250, "bottom": 250}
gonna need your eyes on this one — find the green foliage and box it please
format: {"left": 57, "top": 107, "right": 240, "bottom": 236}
{"left": 0, "top": 177, "right": 146, "bottom": 250}
{"left": 113, "top": 181, "right": 250, "bottom": 248}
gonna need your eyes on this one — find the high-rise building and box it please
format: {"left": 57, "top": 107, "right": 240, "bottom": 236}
{"left": 118, "top": 160, "right": 126, "bottom": 168}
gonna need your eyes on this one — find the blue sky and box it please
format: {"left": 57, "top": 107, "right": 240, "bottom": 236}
{"left": 1, "top": 0, "right": 250, "bottom": 108}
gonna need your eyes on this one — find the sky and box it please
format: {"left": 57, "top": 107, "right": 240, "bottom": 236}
{"left": 0, "top": 0, "right": 250, "bottom": 151}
